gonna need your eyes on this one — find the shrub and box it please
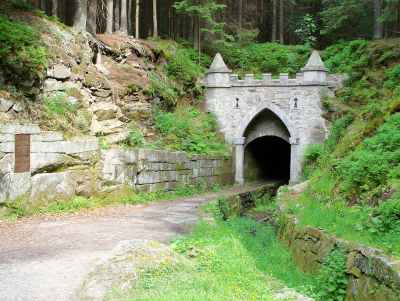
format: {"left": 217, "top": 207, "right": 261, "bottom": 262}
{"left": 43, "top": 92, "right": 77, "bottom": 116}
{"left": 124, "top": 127, "right": 145, "bottom": 148}
{"left": 337, "top": 113, "right": 400, "bottom": 197}
{"left": 316, "top": 248, "right": 348, "bottom": 301}
{"left": 154, "top": 107, "right": 228, "bottom": 155}
{"left": 218, "top": 42, "right": 311, "bottom": 75}
{"left": 147, "top": 72, "right": 180, "bottom": 109}
{"left": 365, "top": 193, "right": 400, "bottom": 234}
{"left": 0, "top": 15, "right": 47, "bottom": 88}
{"left": 325, "top": 114, "right": 353, "bottom": 151}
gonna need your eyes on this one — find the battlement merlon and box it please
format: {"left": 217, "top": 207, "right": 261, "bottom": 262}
{"left": 204, "top": 50, "right": 331, "bottom": 88}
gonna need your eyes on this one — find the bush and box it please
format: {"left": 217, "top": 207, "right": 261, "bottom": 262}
{"left": 43, "top": 92, "right": 77, "bottom": 116}
{"left": 124, "top": 127, "right": 145, "bottom": 148}
{"left": 0, "top": 15, "right": 47, "bottom": 88}
{"left": 217, "top": 42, "right": 311, "bottom": 75}
{"left": 147, "top": 72, "right": 180, "bottom": 109}
{"left": 154, "top": 107, "right": 228, "bottom": 155}
{"left": 316, "top": 248, "right": 348, "bottom": 301}
{"left": 325, "top": 114, "right": 354, "bottom": 151}
{"left": 337, "top": 113, "right": 400, "bottom": 197}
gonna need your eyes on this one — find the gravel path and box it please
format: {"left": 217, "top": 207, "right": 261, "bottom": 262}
{"left": 0, "top": 184, "right": 264, "bottom": 301}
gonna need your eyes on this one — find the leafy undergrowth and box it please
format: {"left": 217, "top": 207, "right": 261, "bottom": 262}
{"left": 291, "top": 39, "right": 400, "bottom": 257}
{"left": 218, "top": 42, "right": 311, "bottom": 76}
{"left": 116, "top": 208, "right": 316, "bottom": 301}
{"left": 0, "top": 182, "right": 222, "bottom": 220}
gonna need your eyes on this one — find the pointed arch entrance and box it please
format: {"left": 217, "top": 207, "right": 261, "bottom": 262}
{"left": 234, "top": 107, "right": 295, "bottom": 185}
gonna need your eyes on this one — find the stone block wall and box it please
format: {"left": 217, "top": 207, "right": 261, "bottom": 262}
{"left": 99, "top": 148, "right": 233, "bottom": 192}
{"left": 0, "top": 124, "right": 234, "bottom": 204}
{"left": 0, "top": 124, "right": 99, "bottom": 203}
{"left": 278, "top": 215, "right": 400, "bottom": 301}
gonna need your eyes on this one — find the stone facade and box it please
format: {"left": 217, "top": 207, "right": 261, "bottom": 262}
{"left": 278, "top": 215, "right": 400, "bottom": 301}
{"left": 204, "top": 52, "right": 340, "bottom": 184}
{"left": 0, "top": 123, "right": 233, "bottom": 204}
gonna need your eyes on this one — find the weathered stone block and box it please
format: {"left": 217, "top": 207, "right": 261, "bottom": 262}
{"left": 30, "top": 172, "right": 76, "bottom": 202}
{"left": 31, "top": 131, "right": 64, "bottom": 142}
{"left": 0, "top": 124, "right": 41, "bottom": 134}
{"left": 0, "top": 134, "right": 15, "bottom": 142}
{"left": 31, "top": 139, "right": 99, "bottom": 154}
{"left": 0, "top": 142, "right": 14, "bottom": 153}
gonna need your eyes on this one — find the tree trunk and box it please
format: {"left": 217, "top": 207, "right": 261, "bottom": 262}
{"left": 135, "top": 0, "right": 140, "bottom": 38}
{"left": 106, "top": 0, "right": 113, "bottom": 34}
{"left": 128, "top": 0, "right": 132, "bottom": 34}
{"left": 272, "top": 0, "right": 277, "bottom": 41}
{"left": 72, "top": 0, "right": 88, "bottom": 31}
{"left": 238, "top": 0, "right": 243, "bottom": 29}
{"left": 51, "top": 0, "right": 58, "bottom": 16}
{"left": 87, "top": 0, "right": 97, "bottom": 34}
{"left": 279, "top": 0, "right": 284, "bottom": 43}
{"left": 153, "top": 0, "right": 158, "bottom": 37}
{"left": 374, "top": 0, "right": 383, "bottom": 39}
{"left": 120, "top": 0, "right": 128, "bottom": 34}
{"left": 114, "top": 0, "right": 120, "bottom": 32}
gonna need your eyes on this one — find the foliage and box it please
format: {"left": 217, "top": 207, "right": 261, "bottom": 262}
{"left": 316, "top": 248, "right": 348, "bottom": 301}
{"left": 218, "top": 42, "right": 311, "bottom": 75}
{"left": 119, "top": 217, "right": 316, "bottom": 300}
{"left": 43, "top": 92, "right": 77, "bottom": 116}
{"left": 337, "top": 113, "right": 400, "bottom": 198}
{"left": 165, "top": 47, "right": 204, "bottom": 96}
{"left": 124, "top": 126, "right": 145, "bottom": 148}
{"left": 362, "top": 192, "right": 400, "bottom": 237}
{"left": 320, "top": 0, "right": 373, "bottom": 43}
{"left": 148, "top": 72, "right": 180, "bottom": 109}
{"left": 295, "top": 14, "right": 318, "bottom": 46}
{"left": 154, "top": 107, "right": 229, "bottom": 155}
{"left": 174, "top": 0, "right": 231, "bottom": 48}
{"left": 0, "top": 14, "right": 47, "bottom": 88}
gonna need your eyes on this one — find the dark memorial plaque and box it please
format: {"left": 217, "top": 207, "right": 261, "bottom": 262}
{"left": 15, "top": 134, "right": 30, "bottom": 173}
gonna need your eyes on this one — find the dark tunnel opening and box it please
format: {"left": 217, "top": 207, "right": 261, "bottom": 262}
{"left": 244, "top": 136, "right": 291, "bottom": 184}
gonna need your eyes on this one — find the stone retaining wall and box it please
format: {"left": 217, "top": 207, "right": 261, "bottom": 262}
{"left": 278, "top": 215, "right": 400, "bottom": 301}
{"left": 99, "top": 148, "right": 233, "bottom": 192}
{"left": 0, "top": 124, "right": 233, "bottom": 204}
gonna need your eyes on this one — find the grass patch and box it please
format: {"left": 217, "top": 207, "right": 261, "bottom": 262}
{"left": 0, "top": 182, "right": 224, "bottom": 220}
{"left": 116, "top": 212, "right": 316, "bottom": 300}
{"left": 285, "top": 189, "right": 400, "bottom": 257}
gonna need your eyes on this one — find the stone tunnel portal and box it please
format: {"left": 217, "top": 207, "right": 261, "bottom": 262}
{"left": 243, "top": 109, "right": 292, "bottom": 184}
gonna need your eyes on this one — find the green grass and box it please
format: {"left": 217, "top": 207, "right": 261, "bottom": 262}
{"left": 116, "top": 212, "right": 317, "bottom": 301}
{"left": 285, "top": 189, "right": 400, "bottom": 257}
{"left": 0, "top": 182, "right": 223, "bottom": 220}
{"left": 153, "top": 107, "right": 229, "bottom": 156}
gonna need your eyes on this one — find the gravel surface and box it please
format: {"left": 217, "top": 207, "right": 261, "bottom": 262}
{"left": 0, "top": 184, "right": 264, "bottom": 301}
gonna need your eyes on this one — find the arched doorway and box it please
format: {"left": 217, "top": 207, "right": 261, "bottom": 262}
{"left": 244, "top": 136, "right": 291, "bottom": 183}
{"left": 240, "top": 108, "right": 292, "bottom": 184}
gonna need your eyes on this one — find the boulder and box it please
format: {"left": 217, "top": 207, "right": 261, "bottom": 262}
{"left": 0, "top": 98, "right": 14, "bottom": 112}
{"left": 90, "top": 102, "right": 120, "bottom": 121}
{"left": 43, "top": 78, "right": 64, "bottom": 92}
{"left": 30, "top": 153, "right": 79, "bottom": 174}
{"left": 0, "top": 173, "right": 31, "bottom": 204}
{"left": 90, "top": 119, "right": 124, "bottom": 135}
{"left": 122, "top": 102, "right": 151, "bottom": 120}
{"left": 48, "top": 64, "right": 71, "bottom": 80}
{"left": 76, "top": 240, "right": 180, "bottom": 301}
{"left": 30, "top": 172, "right": 76, "bottom": 202}
{"left": 104, "top": 130, "right": 129, "bottom": 144}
